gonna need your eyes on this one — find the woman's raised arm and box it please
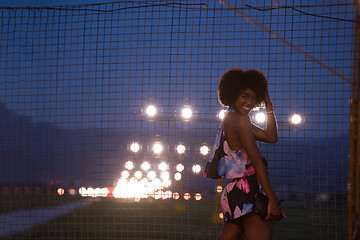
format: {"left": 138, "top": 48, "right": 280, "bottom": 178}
{"left": 252, "top": 91, "right": 278, "bottom": 143}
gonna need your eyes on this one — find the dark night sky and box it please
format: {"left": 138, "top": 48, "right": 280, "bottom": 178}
{"left": 0, "top": 0, "right": 353, "bottom": 135}
{"left": 0, "top": 0, "right": 353, "bottom": 192}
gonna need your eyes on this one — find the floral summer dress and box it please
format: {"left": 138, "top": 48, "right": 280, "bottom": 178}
{"left": 209, "top": 115, "right": 267, "bottom": 222}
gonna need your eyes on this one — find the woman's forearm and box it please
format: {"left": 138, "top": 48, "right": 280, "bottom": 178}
{"left": 251, "top": 156, "right": 278, "bottom": 202}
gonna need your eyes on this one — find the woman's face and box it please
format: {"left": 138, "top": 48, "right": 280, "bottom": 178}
{"left": 235, "top": 88, "right": 257, "bottom": 115}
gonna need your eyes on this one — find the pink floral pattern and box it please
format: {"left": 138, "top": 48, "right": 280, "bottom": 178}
{"left": 208, "top": 113, "right": 267, "bottom": 222}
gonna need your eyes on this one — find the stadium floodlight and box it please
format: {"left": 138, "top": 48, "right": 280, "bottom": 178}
{"left": 153, "top": 178, "right": 162, "bottom": 188}
{"left": 130, "top": 142, "right": 140, "bottom": 153}
{"left": 80, "top": 187, "right": 109, "bottom": 198}
{"left": 181, "top": 107, "right": 192, "bottom": 119}
{"left": 141, "top": 178, "right": 148, "bottom": 185}
{"left": 87, "top": 188, "right": 95, "bottom": 197}
{"left": 121, "top": 170, "right": 130, "bottom": 179}
{"left": 194, "top": 193, "right": 202, "bottom": 201}
{"left": 173, "top": 192, "right": 180, "bottom": 200}
{"left": 134, "top": 171, "right": 143, "bottom": 179}
{"left": 125, "top": 161, "right": 134, "bottom": 170}
{"left": 141, "top": 161, "right": 151, "bottom": 171}
{"left": 163, "top": 191, "right": 172, "bottom": 200}
{"left": 69, "top": 189, "right": 76, "bottom": 196}
{"left": 192, "top": 164, "right": 201, "bottom": 174}
{"left": 57, "top": 188, "right": 64, "bottom": 196}
{"left": 79, "top": 187, "right": 87, "bottom": 196}
{"left": 176, "top": 163, "right": 184, "bottom": 172}
{"left": 162, "top": 179, "right": 171, "bottom": 187}
{"left": 154, "top": 190, "right": 162, "bottom": 200}
{"left": 218, "top": 109, "right": 226, "bottom": 120}
{"left": 176, "top": 144, "right": 186, "bottom": 154}
{"left": 94, "top": 188, "right": 108, "bottom": 197}
{"left": 200, "top": 146, "right": 209, "bottom": 155}
{"left": 147, "top": 171, "right": 156, "bottom": 180}
{"left": 291, "top": 114, "right": 302, "bottom": 125}
{"left": 153, "top": 142, "right": 163, "bottom": 154}
{"left": 184, "top": 193, "right": 191, "bottom": 200}
{"left": 254, "top": 112, "right": 266, "bottom": 124}
{"left": 158, "top": 162, "right": 168, "bottom": 171}
{"left": 174, "top": 172, "right": 182, "bottom": 181}
{"left": 160, "top": 171, "right": 170, "bottom": 181}
{"left": 146, "top": 105, "right": 157, "bottom": 117}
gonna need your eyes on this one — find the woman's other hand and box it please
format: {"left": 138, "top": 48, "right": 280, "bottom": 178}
{"left": 265, "top": 199, "right": 286, "bottom": 221}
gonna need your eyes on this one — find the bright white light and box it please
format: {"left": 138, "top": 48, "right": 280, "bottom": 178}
{"left": 141, "top": 178, "right": 149, "bottom": 185}
{"left": 134, "top": 171, "right": 143, "bottom": 179}
{"left": 162, "top": 179, "right": 171, "bottom": 187}
{"left": 141, "top": 162, "right": 151, "bottom": 171}
{"left": 200, "top": 146, "right": 209, "bottom": 155}
{"left": 291, "top": 114, "right": 302, "bottom": 125}
{"left": 163, "top": 191, "right": 172, "bottom": 200}
{"left": 176, "top": 144, "right": 186, "bottom": 154}
{"left": 121, "top": 170, "right": 130, "bottom": 179}
{"left": 153, "top": 178, "right": 162, "bottom": 188}
{"left": 103, "top": 188, "right": 110, "bottom": 197}
{"left": 194, "top": 193, "right": 202, "bottom": 201}
{"left": 130, "top": 142, "right": 140, "bottom": 153}
{"left": 216, "top": 186, "right": 223, "bottom": 193}
{"left": 173, "top": 192, "right": 180, "bottom": 200}
{"left": 218, "top": 109, "right": 226, "bottom": 120}
{"left": 176, "top": 163, "right": 185, "bottom": 172}
{"left": 184, "top": 193, "right": 191, "bottom": 200}
{"left": 79, "top": 187, "right": 109, "bottom": 197}
{"left": 146, "top": 105, "right": 157, "bottom": 117}
{"left": 87, "top": 188, "right": 95, "bottom": 197}
{"left": 125, "top": 161, "right": 134, "bottom": 170}
{"left": 255, "top": 112, "right": 266, "bottom": 124}
{"left": 174, "top": 172, "right": 182, "bottom": 181}
{"left": 192, "top": 164, "right": 201, "bottom": 174}
{"left": 154, "top": 191, "right": 162, "bottom": 200}
{"left": 79, "top": 187, "right": 87, "bottom": 195}
{"left": 113, "top": 178, "right": 152, "bottom": 199}
{"left": 147, "top": 171, "right": 156, "bottom": 180}
{"left": 158, "top": 162, "right": 168, "bottom": 171}
{"left": 160, "top": 171, "right": 170, "bottom": 181}
{"left": 182, "top": 107, "right": 192, "bottom": 119}
{"left": 113, "top": 173, "right": 172, "bottom": 200}
{"left": 153, "top": 143, "right": 163, "bottom": 154}
{"left": 95, "top": 188, "right": 109, "bottom": 197}
{"left": 219, "top": 213, "right": 224, "bottom": 219}
{"left": 147, "top": 181, "right": 155, "bottom": 192}
{"left": 57, "top": 188, "right": 64, "bottom": 196}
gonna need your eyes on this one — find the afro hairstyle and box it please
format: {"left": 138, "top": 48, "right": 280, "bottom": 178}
{"left": 217, "top": 68, "right": 268, "bottom": 107}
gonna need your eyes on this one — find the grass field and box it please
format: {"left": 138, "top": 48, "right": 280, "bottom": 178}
{"left": 0, "top": 194, "right": 82, "bottom": 213}
{"left": 2, "top": 197, "right": 347, "bottom": 240}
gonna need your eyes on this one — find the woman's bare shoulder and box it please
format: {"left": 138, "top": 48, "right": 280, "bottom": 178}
{"left": 225, "top": 111, "right": 251, "bottom": 129}
{"left": 223, "top": 112, "right": 253, "bottom": 150}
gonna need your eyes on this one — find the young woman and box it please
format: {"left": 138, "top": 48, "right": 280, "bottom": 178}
{"left": 215, "top": 68, "right": 285, "bottom": 240}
